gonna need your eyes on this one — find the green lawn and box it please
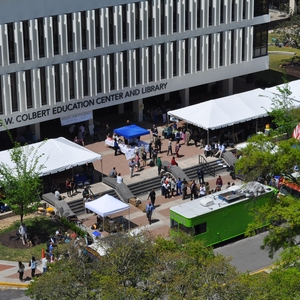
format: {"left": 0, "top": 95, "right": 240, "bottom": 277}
{"left": 0, "top": 216, "right": 60, "bottom": 262}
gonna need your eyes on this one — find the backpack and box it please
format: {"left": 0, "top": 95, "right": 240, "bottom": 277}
{"left": 149, "top": 160, "right": 155, "bottom": 167}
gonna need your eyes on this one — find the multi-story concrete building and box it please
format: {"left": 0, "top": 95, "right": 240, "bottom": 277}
{"left": 0, "top": 0, "right": 269, "bottom": 139}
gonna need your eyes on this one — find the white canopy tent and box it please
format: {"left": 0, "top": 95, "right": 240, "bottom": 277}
{"left": 85, "top": 194, "right": 130, "bottom": 230}
{"left": 265, "top": 79, "right": 300, "bottom": 102}
{"left": 167, "top": 88, "right": 275, "bottom": 131}
{"left": 0, "top": 137, "right": 102, "bottom": 176}
{"left": 167, "top": 88, "right": 300, "bottom": 143}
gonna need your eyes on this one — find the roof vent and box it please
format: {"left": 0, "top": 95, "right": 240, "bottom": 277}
{"left": 200, "top": 197, "right": 214, "bottom": 207}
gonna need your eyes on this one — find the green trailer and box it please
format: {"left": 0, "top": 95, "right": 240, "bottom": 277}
{"left": 170, "top": 182, "right": 277, "bottom": 246}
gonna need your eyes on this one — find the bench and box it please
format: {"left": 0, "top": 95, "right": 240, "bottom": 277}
{"left": 222, "top": 152, "right": 237, "bottom": 168}
{"left": 42, "top": 193, "right": 75, "bottom": 218}
{"left": 102, "top": 177, "right": 135, "bottom": 203}
{"left": 161, "top": 160, "right": 190, "bottom": 180}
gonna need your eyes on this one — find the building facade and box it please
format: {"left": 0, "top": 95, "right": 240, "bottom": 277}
{"left": 0, "top": 0, "right": 269, "bottom": 138}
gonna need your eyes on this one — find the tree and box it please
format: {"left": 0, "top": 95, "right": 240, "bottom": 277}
{"left": 275, "top": 5, "right": 300, "bottom": 48}
{"left": 27, "top": 232, "right": 268, "bottom": 300}
{"left": 264, "top": 79, "right": 300, "bottom": 136}
{"left": 0, "top": 126, "right": 45, "bottom": 222}
{"left": 26, "top": 240, "right": 102, "bottom": 300}
{"left": 246, "top": 193, "right": 300, "bottom": 258}
{"left": 235, "top": 134, "right": 300, "bottom": 183}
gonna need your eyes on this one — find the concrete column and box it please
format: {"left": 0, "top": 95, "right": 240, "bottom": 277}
{"left": 179, "top": 88, "right": 189, "bottom": 107}
{"left": 118, "top": 103, "right": 124, "bottom": 114}
{"left": 223, "top": 78, "right": 233, "bottom": 96}
{"left": 34, "top": 123, "right": 41, "bottom": 140}
{"left": 164, "top": 93, "right": 170, "bottom": 101}
{"left": 133, "top": 99, "right": 144, "bottom": 122}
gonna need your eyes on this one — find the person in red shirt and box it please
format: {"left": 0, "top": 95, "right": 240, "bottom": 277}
{"left": 171, "top": 156, "right": 178, "bottom": 166}
{"left": 216, "top": 175, "right": 223, "bottom": 191}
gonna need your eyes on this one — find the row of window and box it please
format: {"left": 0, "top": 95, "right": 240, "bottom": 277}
{"left": 4, "top": 0, "right": 268, "bottom": 64}
{"left": 0, "top": 24, "right": 267, "bottom": 114}
{"left": 0, "top": 25, "right": 268, "bottom": 114}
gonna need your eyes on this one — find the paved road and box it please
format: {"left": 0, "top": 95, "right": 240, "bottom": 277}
{"left": 214, "top": 232, "right": 282, "bottom": 273}
{"left": 0, "top": 289, "right": 30, "bottom": 300}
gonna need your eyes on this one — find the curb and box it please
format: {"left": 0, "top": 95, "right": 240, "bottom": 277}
{"left": 249, "top": 265, "right": 273, "bottom": 275}
{"left": 0, "top": 281, "right": 29, "bottom": 288}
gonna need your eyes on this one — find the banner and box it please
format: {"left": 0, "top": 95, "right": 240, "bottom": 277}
{"left": 60, "top": 111, "right": 93, "bottom": 126}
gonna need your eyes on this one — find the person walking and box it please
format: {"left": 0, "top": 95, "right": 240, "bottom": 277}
{"left": 175, "top": 141, "right": 180, "bottom": 157}
{"left": 155, "top": 136, "right": 162, "bottom": 153}
{"left": 18, "top": 261, "right": 25, "bottom": 282}
{"left": 29, "top": 255, "right": 37, "bottom": 278}
{"left": 147, "top": 189, "right": 156, "bottom": 206}
{"left": 197, "top": 167, "right": 205, "bottom": 184}
{"left": 167, "top": 138, "right": 173, "bottom": 156}
{"left": 146, "top": 201, "right": 155, "bottom": 225}
{"left": 157, "top": 156, "right": 162, "bottom": 175}
{"left": 152, "top": 147, "right": 158, "bottom": 166}
{"left": 128, "top": 159, "right": 135, "bottom": 178}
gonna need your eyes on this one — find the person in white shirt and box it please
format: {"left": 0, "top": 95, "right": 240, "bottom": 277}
{"left": 214, "top": 144, "right": 226, "bottom": 158}
{"left": 117, "top": 173, "right": 123, "bottom": 184}
{"left": 54, "top": 188, "right": 62, "bottom": 200}
{"left": 19, "top": 223, "right": 27, "bottom": 245}
{"left": 204, "top": 144, "right": 212, "bottom": 158}
{"left": 199, "top": 184, "right": 206, "bottom": 197}
{"left": 42, "top": 256, "right": 48, "bottom": 273}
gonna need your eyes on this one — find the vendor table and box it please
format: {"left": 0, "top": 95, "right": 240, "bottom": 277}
{"left": 105, "top": 139, "right": 149, "bottom": 160}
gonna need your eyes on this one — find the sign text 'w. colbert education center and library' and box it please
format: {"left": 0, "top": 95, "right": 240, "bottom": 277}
{"left": 0, "top": 82, "right": 168, "bottom": 128}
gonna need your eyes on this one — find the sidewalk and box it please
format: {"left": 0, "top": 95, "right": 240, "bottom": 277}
{"left": 0, "top": 259, "right": 43, "bottom": 288}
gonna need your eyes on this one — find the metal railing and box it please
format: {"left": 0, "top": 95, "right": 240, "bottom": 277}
{"left": 198, "top": 155, "right": 215, "bottom": 177}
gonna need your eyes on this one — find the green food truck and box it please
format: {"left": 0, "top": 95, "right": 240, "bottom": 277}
{"left": 170, "top": 182, "right": 277, "bottom": 246}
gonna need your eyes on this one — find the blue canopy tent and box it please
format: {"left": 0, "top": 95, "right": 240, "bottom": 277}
{"left": 114, "top": 124, "right": 150, "bottom": 139}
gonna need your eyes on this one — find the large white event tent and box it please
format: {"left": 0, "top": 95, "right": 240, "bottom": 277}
{"left": 265, "top": 79, "right": 300, "bottom": 102}
{"left": 167, "top": 87, "right": 300, "bottom": 142}
{"left": 85, "top": 194, "right": 130, "bottom": 230}
{"left": 0, "top": 137, "right": 102, "bottom": 176}
{"left": 168, "top": 88, "right": 275, "bottom": 131}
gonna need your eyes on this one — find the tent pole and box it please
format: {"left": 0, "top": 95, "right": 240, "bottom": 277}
{"left": 207, "top": 129, "right": 210, "bottom": 146}
{"left": 128, "top": 207, "right": 130, "bottom": 231}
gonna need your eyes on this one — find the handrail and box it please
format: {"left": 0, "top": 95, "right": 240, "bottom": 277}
{"left": 198, "top": 155, "right": 215, "bottom": 177}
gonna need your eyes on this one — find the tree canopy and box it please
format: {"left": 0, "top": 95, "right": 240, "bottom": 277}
{"left": 235, "top": 134, "right": 300, "bottom": 183}
{"left": 275, "top": 4, "right": 300, "bottom": 49}
{"left": 27, "top": 232, "right": 266, "bottom": 300}
{"left": 0, "top": 130, "right": 45, "bottom": 222}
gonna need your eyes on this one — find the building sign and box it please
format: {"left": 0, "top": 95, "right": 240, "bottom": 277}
{"left": 0, "top": 82, "right": 168, "bottom": 130}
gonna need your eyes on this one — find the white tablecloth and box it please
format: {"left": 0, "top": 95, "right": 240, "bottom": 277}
{"left": 105, "top": 139, "right": 149, "bottom": 160}
{"left": 105, "top": 139, "right": 114, "bottom": 147}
